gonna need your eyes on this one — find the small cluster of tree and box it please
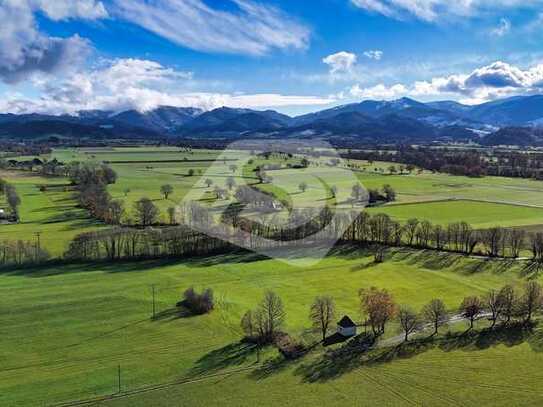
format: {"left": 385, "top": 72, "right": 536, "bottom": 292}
{"left": 0, "top": 240, "right": 49, "bottom": 266}
{"left": 73, "top": 163, "right": 122, "bottom": 225}
{"left": 1, "top": 179, "right": 21, "bottom": 221}
{"left": 350, "top": 184, "right": 396, "bottom": 205}
{"left": 179, "top": 287, "right": 214, "bottom": 315}
{"left": 241, "top": 291, "right": 286, "bottom": 344}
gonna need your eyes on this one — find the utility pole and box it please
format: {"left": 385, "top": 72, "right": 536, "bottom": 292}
{"left": 151, "top": 284, "right": 156, "bottom": 319}
{"left": 34, "top": 231, "right": 42, "bottom": 260}
{"left": 34, "top": 231, "right": 41, "bottom": 251}
{"left": 117, "top": 364, "right": 121, "bottom": 394}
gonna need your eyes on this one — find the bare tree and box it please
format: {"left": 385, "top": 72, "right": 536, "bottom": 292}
{"left": 509, "top": 229, "right": 525, "bottom": 258}
{"left": 460, "top": 296, "right": 483, "bottom": 329}
{"left": 397, "top": 305, "right": 420, "bottom": 342}
{"left": 498, "top": 284, "right": 517, "bottom": 325}
{"left": 106, "top": 200, "right": 124, "bottom": 225}
{"left": 134, "top": 197, "right": 159, "bottom": 226}
{"left": 226, "top": 176, "right": 236, "bottom": 191}
{"left": 422, "top": 299, "right": 447, "bottom": 335}
{"left": 205, "top": 178, "right": 214, "bottom": 188}
{"left": 160, "top": 184, "right": 174, "bottom": 200}
{"left": 483, "top": 289, "right": 503, "bottom": 328}
{"left": 299, "top": 182, "right": 308, "bottom": 193}
{"left": 229, "top": 164, "right": 238, "bottom": 174}
{"left": 330, "top": 185, "right": 338, "bottom": 198}
{"left": 309, "top": 296, "right": 336, "bottom": 342}
{"left": 259, "top": 291, "right": 286, "bottom": 341}
{"left": 520, "top": 281, "right": 542, "bottom": 323}
{"left": 404, "top": 218, "right": 419, "bottom": 246}
{"left": 167, "top": 207, "right": 176, "bottom": 225}
{"left": 241, "top": 310, "right": 256, "bottom": 339}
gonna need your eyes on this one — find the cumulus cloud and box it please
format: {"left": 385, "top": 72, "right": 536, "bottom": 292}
{"left": 491, "top": 18, "right": 511, "bottom": 37}
{"left": 350, "top": 0, "right": 543, "bottom": 22}
{"left": 112, "top": 0, "right": 310, "bottom": 56}
{"left": 346, "top": 61, "right": 543, "bottom": 104}
{"left": 0, "top": 58, "right": 334, "bottom": 114}
{"left": 323, "top": 51, "right": 358, "bottom": 76}
{"left": 363, "top": 50, "right": 383, "bottom": 60}
{"left": 0, "top": 0, "right": 106, "bottom": 83}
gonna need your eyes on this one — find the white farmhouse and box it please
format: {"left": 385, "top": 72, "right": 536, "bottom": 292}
{"left": 337, "top": 315, "right": 357, "bottom": 337}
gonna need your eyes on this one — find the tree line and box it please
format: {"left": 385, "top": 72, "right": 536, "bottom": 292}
{"left": 239, "top": 281, "right": 543, "bottom": 350}
{"left": 341, "top": 146, "right": 543, "bottom": 180}
{"left": 62, "top": 204, "right": 543, "bottom": 263}
{"left": 0, "top": 178, "right": 21, "bottom": 221}
{"left": 0, "top": 240, "right": 49, "bottom": 266}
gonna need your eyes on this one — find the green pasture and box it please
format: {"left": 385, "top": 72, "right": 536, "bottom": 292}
{"left": 368, "top": 199, "right": 543, "bottom": 229}
{"left": 1, "top": 248, "right": 541, "bottom": 406}
{"left": 0, "top": 171, "right": 104, "bottom": 256}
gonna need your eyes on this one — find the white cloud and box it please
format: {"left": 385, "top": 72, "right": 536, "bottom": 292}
{"left": 0, "top": 0, "right": 106, "bottom": 83}
{"left": 32, "top": 0, "right": 108, "bottom": 20}
{"left": 491, "top": 18, "right": 511, "bottom": 37}
{"left": 363, "top": 50, "right": 383, "bottom": 60}
{"left": 353, "top": 61, "right": 543, "bottom": 104}
{"left": 350, "top": 0, "right": 543, "bottom": 22}
{"left": 349, "top": 83, "right": 407, "bottom": 99}
{"left": 112, "top": 0, "right": 310, "bottom": 56}
{"left": 323, "top": 51, "right": 358, "bottom": 74}
{"left": 0, "top": 58, "right": 334, "bottom": 114}
{"left": 345, "top": 61, "right": 543, "bottom": 104}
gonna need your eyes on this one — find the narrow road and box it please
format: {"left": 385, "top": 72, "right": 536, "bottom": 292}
{"left": 378, "top": 312, "right": 492, "bottom": 348}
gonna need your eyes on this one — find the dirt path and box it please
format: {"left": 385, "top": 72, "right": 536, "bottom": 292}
{"left": 378, "top": 312, "right": 492, "bottom": 348}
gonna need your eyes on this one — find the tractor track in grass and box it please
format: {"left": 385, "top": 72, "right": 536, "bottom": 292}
{"left": 357, "top": 369, "right": 417, "bottom": 406}
{"left": 377, "top": 369, "right": 463, "bottom": 406}
{"left": 50, "top": 365, "right": 258, "bottom": 407}
{"left": 385, "top": 365, "right": 543, "bottom": 396}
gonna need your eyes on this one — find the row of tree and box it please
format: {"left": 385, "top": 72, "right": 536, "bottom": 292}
{"left": 64, "top": 226, "right": 231, "bottom": 261}
{"left": 0, "top": 240, "right": 49, "bottom": 266}
{"left": 63, "top": 203, "right": 543, "bottom": 263}
{"left": 0, "top": 178, "right": 21, "bottom": 221}
{"left": 240, "top": 281, "right": 543, "bottom": 348}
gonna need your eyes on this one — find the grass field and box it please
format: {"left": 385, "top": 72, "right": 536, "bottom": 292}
{"left": 1, "top": 247, "right": 541, "bottom": 406}
{"left": 0, "top": 170, "right": 104, "bottom": 256}
{"left": 4, "top": 147, "right": 543, "bottom": 406}
{"left": 3, "top": 146, "right": 543, "bottom": 255}
{"left": 368, "top": 199, "right": 543, "bottom": 228}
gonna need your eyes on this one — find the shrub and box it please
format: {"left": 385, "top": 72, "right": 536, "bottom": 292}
{"left": 180, "top": 287, "right": 214, "bottom": 315}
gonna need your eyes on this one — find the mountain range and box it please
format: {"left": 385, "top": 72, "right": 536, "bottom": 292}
{"left": 4, "top": 95, "right": 543, "bottom": 145}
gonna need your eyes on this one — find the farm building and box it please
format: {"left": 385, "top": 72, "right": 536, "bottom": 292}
{"left": 337, "top": 315, "right": 357, "bottom": 337}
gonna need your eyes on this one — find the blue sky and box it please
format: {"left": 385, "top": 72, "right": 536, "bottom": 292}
{"left": 2, "top": 0, "right": 543, "bottom": 115}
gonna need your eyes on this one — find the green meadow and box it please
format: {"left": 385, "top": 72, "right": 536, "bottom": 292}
{"left": 3, "top": 146, "right": 543, "bottom": 406}
{"left": 2, "top": 248, "right": 542, "bottom": 406}
{"left": 3, "top": 146, "right": 543, "bottom": 255}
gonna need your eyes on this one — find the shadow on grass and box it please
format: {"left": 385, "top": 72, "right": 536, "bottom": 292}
{"left": 520, "top": 262, "right": 543, "bottom": 279}
{"left": 189, "top": 341, "right": 258, "bottom": 376}
{"left": 0, "top": 258, "right": 185, "bottom": 277}
{"left": 151, "top": 306, "right": 199, "bottom": 321}
{"left": 293, "top": 323, "right": 543, "bottom": 383}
